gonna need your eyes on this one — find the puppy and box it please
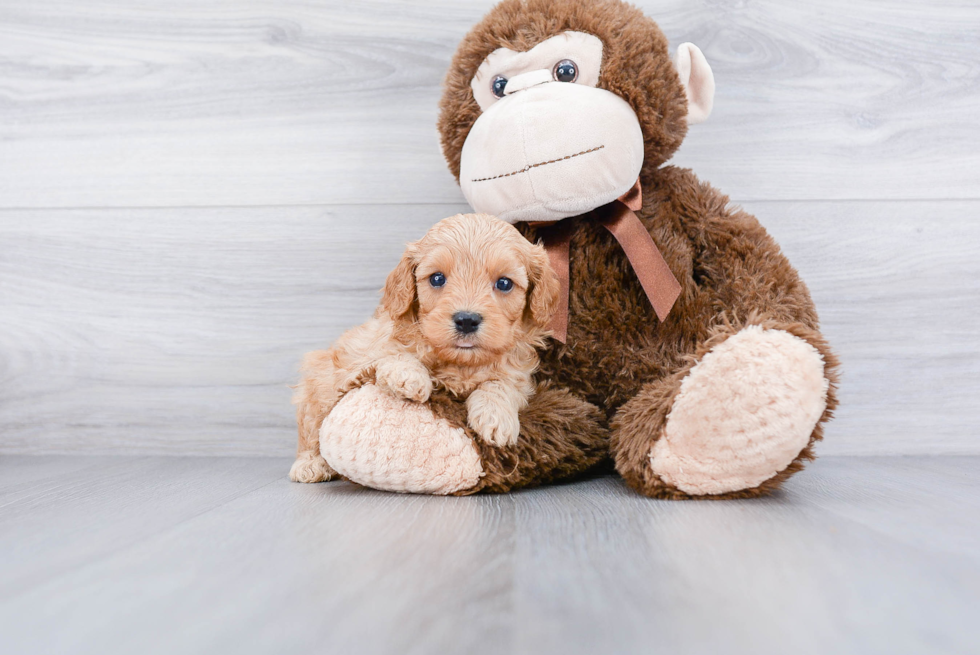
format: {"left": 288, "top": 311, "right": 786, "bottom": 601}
{"left": 289, "top": 213, "right": 560, "bottom": 483}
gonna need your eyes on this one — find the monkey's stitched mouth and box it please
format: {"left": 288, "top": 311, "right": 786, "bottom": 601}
{"left": 470, "top": 145, "right": 605, "bottom": 183}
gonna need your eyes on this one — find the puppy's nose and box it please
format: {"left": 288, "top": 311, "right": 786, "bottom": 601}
{"left": 453, "top": 311, "right": 482, "bottom": 334}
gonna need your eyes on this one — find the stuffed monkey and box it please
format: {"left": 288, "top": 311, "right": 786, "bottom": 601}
{"left": 294, "top": 0, "right": 839, "bottom": 499}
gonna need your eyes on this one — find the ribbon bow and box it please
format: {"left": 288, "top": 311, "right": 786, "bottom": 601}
{"left": 529, "top": 181, "right": 682, "bottom": 343}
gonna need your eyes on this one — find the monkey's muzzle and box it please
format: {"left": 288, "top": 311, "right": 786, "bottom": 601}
{"left": 459, "top": 81, "right": 644, "bottom": 224}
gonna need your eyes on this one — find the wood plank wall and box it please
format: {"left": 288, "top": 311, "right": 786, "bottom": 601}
{"left": 1, "top": 0, "right": 978, "bottom": 456}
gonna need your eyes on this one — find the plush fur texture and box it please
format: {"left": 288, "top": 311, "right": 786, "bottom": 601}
{"left": 427, "top": 382, "right": 610, "bottom": 494}
{"left": 321, "top": 384, "right": 484, "bottom": 495}
{"left": 319, "top": 381, "right": 610, "bottom": 495}
{"left": 525, "top": 167, "right": 841, "bottom": 499}
{"left": 290, "top": 213, "right": 559, "bottom": 482}
{"left": 294, "top": 0, "right": 840, "bottom": 499}
{"left": 610, "top": 316, "right": 839, "bottom": 499}
{"left": 433, "top": 0, "right": 840, "bottom": 498}
{"left": 650, "top": 326, "right": 829, "bottom": 495}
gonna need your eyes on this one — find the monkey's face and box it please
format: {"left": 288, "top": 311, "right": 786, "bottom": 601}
{"left": 460, "top": 32, "right": 644, "bottom": 224}
{"left": 441, "top": 0, "right": 715, "bottom": 225}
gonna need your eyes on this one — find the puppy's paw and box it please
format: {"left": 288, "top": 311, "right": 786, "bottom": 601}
{"left": 466, "top": 389, "right": 521, "bottom": 447}
{"left": 289, "top": 453, "right": 336, "bottom": 483}
{"left": 375, "top": 357, "right": 433, "bottom": 403}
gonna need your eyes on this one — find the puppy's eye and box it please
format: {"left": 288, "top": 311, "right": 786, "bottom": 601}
{"left": 491, "top": 75, "right": 508, "bottom": 98}
{"left": 429, "top": 272, "right": 446, "bottom": 287}
{"left": 553, "top": 59, "right": 578, "bottom": 83}
{"left": 495, "top": 277, "right": 514, "bottom": 292}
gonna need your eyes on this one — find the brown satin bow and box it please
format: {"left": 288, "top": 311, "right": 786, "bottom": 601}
{"left": 529, "top": 180, "right": 682, "bottom": 343}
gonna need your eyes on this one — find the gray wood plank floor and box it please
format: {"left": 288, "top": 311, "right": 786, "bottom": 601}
{"left": 0, "top": 455, "right": 977, "bottom": 655}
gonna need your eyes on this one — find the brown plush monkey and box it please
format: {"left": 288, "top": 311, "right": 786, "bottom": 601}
{"left": 299, "top": 0, "right": 839, "bottom": 499}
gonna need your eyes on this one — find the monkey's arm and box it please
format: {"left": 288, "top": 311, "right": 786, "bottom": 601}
{"left": 654, "top": 166, "right": 819, "bottom": 327}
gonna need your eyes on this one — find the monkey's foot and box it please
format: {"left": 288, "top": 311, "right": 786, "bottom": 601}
{"left": 320, "top": 384, "right": 484, "bottom": 495}
{"left": 650, "top": 326, "right": 829, "bottom": 496}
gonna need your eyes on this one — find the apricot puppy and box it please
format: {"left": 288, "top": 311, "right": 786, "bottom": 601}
{"left": 289, "top": 213, "right": 559, "bottom": 483}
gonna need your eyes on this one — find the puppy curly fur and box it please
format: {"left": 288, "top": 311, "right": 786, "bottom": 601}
{"left": 290, "top": 213, "right": 559, "bottom": 483}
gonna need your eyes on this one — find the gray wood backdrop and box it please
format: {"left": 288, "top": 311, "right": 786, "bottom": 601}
{"left": 1, "top": 0, "right": 978, "bottom": 457}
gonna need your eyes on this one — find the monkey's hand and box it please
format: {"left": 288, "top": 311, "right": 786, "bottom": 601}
{"left": 374, "top": 355, "right": 433, "bottom": 403}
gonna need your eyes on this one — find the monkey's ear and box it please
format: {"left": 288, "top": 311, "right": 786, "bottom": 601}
{"left": 381, "top": 245, "right": 418, "bottom": 321}
{"left": 674, "top": 43, "right": 715, "bottom": 125}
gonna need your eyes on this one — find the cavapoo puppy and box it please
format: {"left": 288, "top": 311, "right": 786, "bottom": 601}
{"left": 289, "top": 213, "right": 560, "bottom": 483}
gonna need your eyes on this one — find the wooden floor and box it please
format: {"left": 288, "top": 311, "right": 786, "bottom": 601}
{"left": 1, "top": 455, "right": 977, "bottom": 655}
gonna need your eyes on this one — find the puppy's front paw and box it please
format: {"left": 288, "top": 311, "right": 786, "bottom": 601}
{"left": 375, "top": 358, "right": 433, "bottom": 403}
{"left": 289, "top": 453, "right": 336, "bottom": 483}
{"left": 467, "top": 389, "right": 521, "bottom": 447}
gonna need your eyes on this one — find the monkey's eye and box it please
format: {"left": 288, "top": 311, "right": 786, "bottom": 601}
{"left": 553, "top": 59, "right": 578, "bottom": 83}
{"left": 495, "top": 277, "right": 514, "bottom": 292}
{"left": 429, "top": 272, "right": 447, "bottom": 287}
{"left": 491, "top": 75, "right": 508, "bottom": 98}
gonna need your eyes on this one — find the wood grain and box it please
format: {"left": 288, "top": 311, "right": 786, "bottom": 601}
{"left": 760, "top": 199, "right": 980, "bottom": 454}
{"left": 0, "top": 1, "right": 977, "bottom": 456}
{"left": 1, "top": 200, "right": 977, "bottom": 456}
{"left": 0, "top": 456, "right": 286, "bottom": 597}
{"left": 0, "top": 455, "right": 977, "bottom": 654}
{"left": 0, "top": 204, "right": 461, "bottom": 455}
{"left": 0, "top": 0, "right": 977, "bottom": 208}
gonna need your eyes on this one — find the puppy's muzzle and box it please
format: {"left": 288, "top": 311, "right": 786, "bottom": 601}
{"left": 453, "top": 311, "right": 482, "bottom": 335}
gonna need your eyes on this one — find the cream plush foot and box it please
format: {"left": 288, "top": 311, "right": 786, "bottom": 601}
{"left": 320, "top": 384, "right": 484, "bottom": 495}
{"left": 650, "top": 326, "right": 830, "bottom": 496}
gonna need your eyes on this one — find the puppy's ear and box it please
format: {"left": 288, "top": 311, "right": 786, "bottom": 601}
{"left": 524, "top": 242, "right": 560, "bottom": 331}
{"left": 382, "top": 244, "right": 418, "bottom": 321}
